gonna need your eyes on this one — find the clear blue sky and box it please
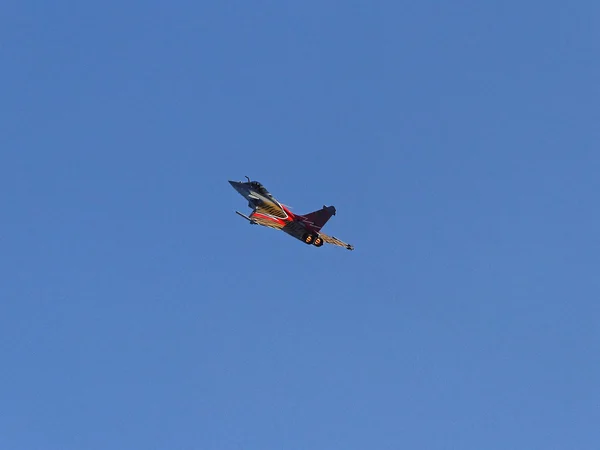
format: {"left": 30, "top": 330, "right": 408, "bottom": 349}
{"left": 2, "top": 1, "right": 599, "bottom": 449}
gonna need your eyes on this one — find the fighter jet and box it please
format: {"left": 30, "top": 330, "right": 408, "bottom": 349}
{"left": 229, "top": 177, "right": 354, "bottom": 250}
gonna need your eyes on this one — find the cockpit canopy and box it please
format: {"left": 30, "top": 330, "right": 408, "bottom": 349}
{"left": 249, "top": 181, "right": 269, "bottom": 196}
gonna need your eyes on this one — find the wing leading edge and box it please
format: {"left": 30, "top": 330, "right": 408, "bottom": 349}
{"left": 318, "top": 232, "right": 354, "bottom": 250}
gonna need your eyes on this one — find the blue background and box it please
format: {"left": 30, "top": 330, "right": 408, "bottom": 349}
{"left": 2, "top": 1, "right": 599, "bottom": 449}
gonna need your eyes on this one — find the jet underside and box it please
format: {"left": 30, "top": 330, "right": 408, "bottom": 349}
{"left": 229, "top": 178, "right": 354, "bottom": 250}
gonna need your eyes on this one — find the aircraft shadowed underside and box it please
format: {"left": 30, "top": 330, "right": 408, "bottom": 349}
{"left": 228, "top": 177, "right": 354, "bottom": 250}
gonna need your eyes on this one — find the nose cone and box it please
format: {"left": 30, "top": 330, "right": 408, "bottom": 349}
{"left": 229, "top": 180, "right": 247, "bottom": 196}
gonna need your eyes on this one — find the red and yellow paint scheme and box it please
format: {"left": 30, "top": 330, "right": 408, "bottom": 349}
{"left": 229, "top": 177, "right": 354, "bottom": 250}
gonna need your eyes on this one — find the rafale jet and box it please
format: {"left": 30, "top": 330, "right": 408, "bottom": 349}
{"left": 229, "top": 177, "right": 354, "bottom": 250}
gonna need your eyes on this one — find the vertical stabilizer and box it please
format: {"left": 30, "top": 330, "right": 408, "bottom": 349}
{"left": 300, "top": 205, "right": 336, "bottom": 231}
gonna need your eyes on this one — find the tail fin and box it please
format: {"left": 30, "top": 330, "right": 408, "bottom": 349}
{"left": 301, "top": 205, "right": 336, "bottom": 231}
